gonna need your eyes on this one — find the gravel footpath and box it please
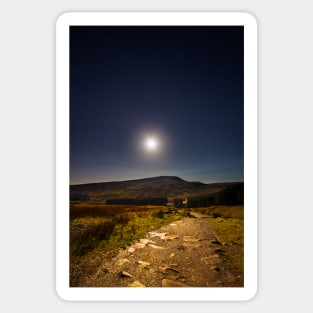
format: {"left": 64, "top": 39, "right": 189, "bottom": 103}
{"left": 82, "top": 215, "right": 239, "bottom": 287}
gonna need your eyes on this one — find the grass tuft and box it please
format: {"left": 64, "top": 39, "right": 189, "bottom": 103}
{"left": 209, "top": 215, "right": 244, "bottom": 285}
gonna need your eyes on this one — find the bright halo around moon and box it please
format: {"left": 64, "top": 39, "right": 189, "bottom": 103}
{"left": 145, "top": 137, "right": 158, "bottom": 151}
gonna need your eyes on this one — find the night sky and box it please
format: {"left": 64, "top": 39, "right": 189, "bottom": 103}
{"left": 70, "top": 26, "right": 243, "bottom": 185}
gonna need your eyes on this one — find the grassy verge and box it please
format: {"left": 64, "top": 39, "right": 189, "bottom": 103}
{"left": 206, "top": 206, "right": 244, "bottom": 286}
{"left": 196, "top": 205, "right": 244, "bottom": 219}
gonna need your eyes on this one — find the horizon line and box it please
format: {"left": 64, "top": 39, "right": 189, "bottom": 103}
{"left": 70, "top": 175, "right": 244, "bottom": 186}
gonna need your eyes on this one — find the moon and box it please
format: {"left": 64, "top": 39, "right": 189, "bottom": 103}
{"left": 145, "top": 137, "right": 158, "bottom": 151}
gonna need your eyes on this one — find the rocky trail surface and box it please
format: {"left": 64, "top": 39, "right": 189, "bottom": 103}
{"left": 83, "top": 214, "right": 240, "bottom": 287}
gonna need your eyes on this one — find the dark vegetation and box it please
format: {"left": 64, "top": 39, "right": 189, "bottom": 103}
{"left": 70, "top": 192, "right": 90, "bottom": 201}
{"left": 106, "top": 197, "right": 168, "bottom": 206}
{"left": 70, "top": 202, "right": 163, "bottom": 220}
{"left": 173, "top": 183, "right": 243, "bottom": 208}
{"left": 71, "top": 221, "right": 116, "bottom": 257}
{"left": 195, "top": 205, "right": 244, "bottom": 219}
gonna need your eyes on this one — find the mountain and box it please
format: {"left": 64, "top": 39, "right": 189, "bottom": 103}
{"left": 70, "top": 176, "right": 242, "bottom": 203}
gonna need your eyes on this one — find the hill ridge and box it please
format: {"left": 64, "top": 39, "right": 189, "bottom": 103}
{"left": 70, "top": 175, "right": 242, "bottom": 203}
{"left": 70, "top": 175, "right": 189, "bottom": 187}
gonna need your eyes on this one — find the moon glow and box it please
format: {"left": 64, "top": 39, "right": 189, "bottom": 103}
{"left": 145, "top": 138, "right": 158, "bottom": 151}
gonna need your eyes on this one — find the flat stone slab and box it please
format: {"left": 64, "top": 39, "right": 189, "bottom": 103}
{"left": 139, "top": 238, "right": 154, "bottom": 245}
{"left": 137, "top": 261, "right": 150, "bottom": 267}
{"left": 159, "top": 265, "right": 179, "bottom": 273}
{"left": 148, "top": 231, "right": 167, "bottom": 240}
{"left": 116, "top": 258, "right": 129, "bottom": 266}
{"left": 132, "top": 242, "right": 146, "bottom": 249}
{"left": 165, "top": 234, "right": 179, "bottom": 240}
{"left": 148, "top": 244, "right": 165, "bottom": 250}
{"left": 128, "top": 280, "right": 146, "bottom": 287}
{"left": 128, "top": 241, "right": 147, "bottom": 253}
{"left": 162, "top": 279, "right": 191, "bottom": 287}
{"left": 120, "top": 270, "right": 133, "bottom": 278}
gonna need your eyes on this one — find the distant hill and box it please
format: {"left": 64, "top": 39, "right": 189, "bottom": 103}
{"left": 70, "top": 176, "right": 242, "bottom": 203}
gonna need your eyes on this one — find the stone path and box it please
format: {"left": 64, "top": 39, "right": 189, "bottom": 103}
{"left": 83, "top": 215, "right": 238, "bottom": 287}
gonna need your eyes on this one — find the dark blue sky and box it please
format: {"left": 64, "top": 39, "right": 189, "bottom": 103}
{"left": 70, "top": 26, "right": 243, "bottom": 185}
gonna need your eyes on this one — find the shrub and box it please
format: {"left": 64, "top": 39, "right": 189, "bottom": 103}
{"left": 153, "top": 210, "right": 164, "bottom": 219}
{"left": 70, "top": 221, "right": 115, "bottom": 256}
{"left": 212, "top": 213, "right": 222, "bottom": 218}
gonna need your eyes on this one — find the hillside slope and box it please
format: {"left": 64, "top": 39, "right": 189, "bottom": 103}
{"left": 70, "top": 176, "right": 241, "bottom": 203}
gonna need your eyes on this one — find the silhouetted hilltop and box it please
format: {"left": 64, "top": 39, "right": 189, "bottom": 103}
{"left": 70, "top": 176, "right": 242, "bottom": 203}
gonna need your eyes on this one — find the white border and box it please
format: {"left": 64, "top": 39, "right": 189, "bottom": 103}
{"left": 56, "top": 12, "right": 257, "bottom": 301}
